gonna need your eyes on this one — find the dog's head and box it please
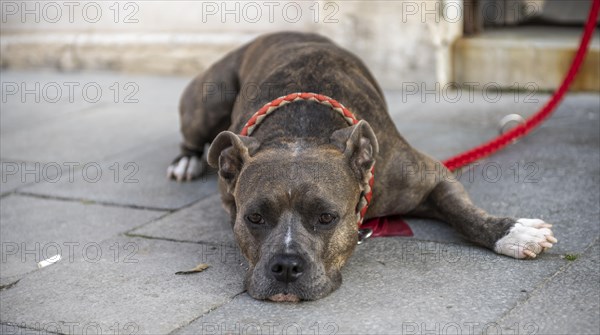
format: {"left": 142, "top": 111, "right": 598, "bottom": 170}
{"left": 207, "top": 121, "right": 378, "bottom": 301}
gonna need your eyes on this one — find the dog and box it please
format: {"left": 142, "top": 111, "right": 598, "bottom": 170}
{"left": 167, "top": 32, "right": 557, "bottom": 302}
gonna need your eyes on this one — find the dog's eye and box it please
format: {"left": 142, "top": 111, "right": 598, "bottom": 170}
{"left": 246, "top": 213, "right": 264, "bottom": 224}
{"left": 318, "top": 213, "right": 336, "bottom": 225}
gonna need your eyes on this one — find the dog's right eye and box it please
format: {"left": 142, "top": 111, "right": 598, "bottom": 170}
{"left": 246, "top": 213, "right": 264, "bottom": 224}
{"left": 318, "top": 213, "right": 336, "bottom": 225}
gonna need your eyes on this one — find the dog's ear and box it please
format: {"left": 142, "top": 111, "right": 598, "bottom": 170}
{"left": 330, "top": 120, "right": 379, "bottom": 183}
{"left": 207, "top": 131, "right": 260, "bottom": 190}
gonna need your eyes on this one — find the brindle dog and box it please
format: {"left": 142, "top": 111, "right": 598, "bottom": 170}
{"left": 167, "top": 32, "right": 557, "bottom": 302}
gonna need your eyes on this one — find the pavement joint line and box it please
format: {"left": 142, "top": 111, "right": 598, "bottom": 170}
{"left": 492, "top": 236, "right": 600, "bottom": 326}
{"left": 13, "top": 190, "right": 173, "bottom": 212}
{"left": 0, "top": 321, "right": 66, "bottom": 335}
{"left": 122, "top": 207, "right": 179, "bottom": 234}
{"left": 0, "top": 191, "right": 15, "bottom": 200}
{"left": 167, "top": 290, "right": 248, "bottom": 335}
{"left": 0, "top": 279, "right": 21, "bottom": 292}
{"left": 119, "top": 192, "right": 220, "bottom": 235}
{"left": 1, "top": 157, "right": 87, "bottom": 194}
{"left": 124, "top": 232, "right": 236, "bottom": 248}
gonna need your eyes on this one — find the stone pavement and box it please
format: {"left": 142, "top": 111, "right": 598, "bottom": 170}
{"left": 1, "top": 70, "right": 598, "bottom": 334}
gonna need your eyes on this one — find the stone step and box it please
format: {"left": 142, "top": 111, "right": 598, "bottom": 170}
{"left": 0, "top": 32, "right": 257, "bottom": 76}
{"left": 453, "top": 26, "right": 600, "bottom": 92}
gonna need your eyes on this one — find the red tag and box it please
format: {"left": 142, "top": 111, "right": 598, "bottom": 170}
{"left": 361, "top": 215, "right": 413, "bottom": 237}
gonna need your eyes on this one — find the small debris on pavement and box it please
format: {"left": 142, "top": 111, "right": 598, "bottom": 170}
{"left": 37, "top": 254, "right": 62, "bottom": 268}
{"left": 175, "top": 263, "right": 210, "bottom": 275}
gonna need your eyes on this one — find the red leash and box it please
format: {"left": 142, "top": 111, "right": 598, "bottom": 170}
{"left": 443, "top": 0, "right": 600, "bottom": 171}
{"left": 364, "top": 0, "right": 599, "bottom": 238}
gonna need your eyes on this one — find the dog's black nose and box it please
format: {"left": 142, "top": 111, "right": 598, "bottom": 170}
{"left": 269, "top": 254, "right": 305, "bottom": 283}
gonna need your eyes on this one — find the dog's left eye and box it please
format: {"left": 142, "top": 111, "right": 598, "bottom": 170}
{"left": 318, "top": 213, "right": 336, "bottom": 225}
{"left": 246, "top": 213, "right": 264, "bottom": 224}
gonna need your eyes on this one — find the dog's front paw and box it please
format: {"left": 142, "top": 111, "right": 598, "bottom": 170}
{"left": 167, "top": 155, "right": 205, "bottom": 182}
{"left": 494, "top": 218, "right": 557, "bottom": 259}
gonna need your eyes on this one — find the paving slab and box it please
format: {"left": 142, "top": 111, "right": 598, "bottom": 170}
{"left": 0, "top": 236, "right": 245, "bottom": 334}
{"left": 499, "top": 240, "right": 600, "bottom": 334}
{"left": 387, "top": 89, "right": 550, "bottom": 159}
{"left": 0, "top": 323, "right": 41, "bottom": 335}
{"left": 1, "top": 101, "right": 179, "bottom": 164}
{"left": 386, "top": 94, "right": 600, "bottom": 255}
{"left": 0, "top": 194, "right": 164, "bottom": 287}
{"left": 1, "top": 70, "right": 188, "bottom": 163}
{"left": 0, "top": 159, "right": 61, "bottom": 195}
{"left": 20, "top": 135, "right": 218, "bottom": 210}
{"left": 1, "top": 70, "right": 598, "bottom": 334}
{"left": 129, "top": 194, "right": 236, "bottom": 245}
{"left": 175, "top": 237, "right": 567, "bottom": 335}
{"left": 0, "top": 70, "right": 111, "bottom": 137}
{"left": 460, "top": 96, "right": 600, "bottom": 255}
{"left": 402, "top": 218, "right": 465, "bottom": 244}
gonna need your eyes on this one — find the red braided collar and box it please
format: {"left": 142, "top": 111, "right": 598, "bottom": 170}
{"left": 239, "top": 92, "right": 375, "bottom": 229}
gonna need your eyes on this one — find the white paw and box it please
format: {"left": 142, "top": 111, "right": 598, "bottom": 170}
{"left": 167, "top": 156, "right": 204, "bottom": 182}
{"left": 494, "top": 218, "right": 558, "bottom": 259}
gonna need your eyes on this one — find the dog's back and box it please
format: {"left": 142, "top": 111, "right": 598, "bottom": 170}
{"left": 228, "top": 32, "right": 399, "bottom": 150}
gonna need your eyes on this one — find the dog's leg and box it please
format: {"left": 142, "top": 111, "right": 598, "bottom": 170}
{"left": 167, "top": 49, "right": 244, "bottom": 181}
{"left": 410, "top": 179, "right": 557, "bottom": 259}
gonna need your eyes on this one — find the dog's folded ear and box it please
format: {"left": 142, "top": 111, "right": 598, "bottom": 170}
{"left": 207, "top": 131, "right": 260, "bottom": 188}
{"left": 330, "top": 120, "right": 379, "bottom": 183}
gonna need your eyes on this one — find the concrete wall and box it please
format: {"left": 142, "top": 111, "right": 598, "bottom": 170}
{"left": 0, "top": 0, "right": 442, "bottom": 89}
